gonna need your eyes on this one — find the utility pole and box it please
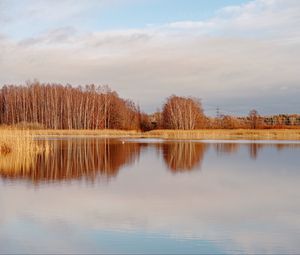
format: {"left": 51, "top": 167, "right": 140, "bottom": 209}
{"left": 216, "top": 106, "right": 220, "bottom": 118}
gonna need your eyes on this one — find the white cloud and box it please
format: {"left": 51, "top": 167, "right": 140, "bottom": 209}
{"left": 0, "top": 0, "right": 300, "bottom": 114}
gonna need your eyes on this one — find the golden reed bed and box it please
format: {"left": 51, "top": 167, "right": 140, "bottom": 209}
{"left": 144, "top": 129, "right": 300, "bottom": 140}
{"left": 1, "top": 128, "right": 300, "bottom": 143}
{"left": 23, "top": 128, "right": 300, "bottom": 140}
{"left": 0, "top": 130, "right": 50, "bottom": 175}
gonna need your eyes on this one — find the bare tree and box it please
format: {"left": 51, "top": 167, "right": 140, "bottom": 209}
{"left": 249, "top": 109, "right": 261, "bottom": 129}
{"left": 162, "top": 95, "right": 205, "bottom": 129}
{"left": 0, "top": 82, "right": 140, "bottom": 130}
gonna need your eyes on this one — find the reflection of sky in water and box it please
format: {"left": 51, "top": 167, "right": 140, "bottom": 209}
{"left": 0, "top": 219, "right": 225, "bottom": 254}
{"left": 0, "top": 140, "right": 300, "bottom": 254}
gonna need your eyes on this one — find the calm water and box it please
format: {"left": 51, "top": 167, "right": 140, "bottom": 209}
{"left": 0, "top": 138, "right": 300, "bottom": 254}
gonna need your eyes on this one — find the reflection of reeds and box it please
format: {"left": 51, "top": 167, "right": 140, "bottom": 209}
{"left": 161, "top": 142, "right": 208, "bottom": 172}
{"left": 0, "top": 138, "right": 140, "bottom": 182}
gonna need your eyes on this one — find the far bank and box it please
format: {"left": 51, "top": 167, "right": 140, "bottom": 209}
{"left": 1, "top": 129, "right": 299, "bottom": 140}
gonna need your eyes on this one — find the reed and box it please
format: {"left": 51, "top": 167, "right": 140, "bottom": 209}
{"left": 28, "top": 129, "right": 300, "bottom": 140}
{"left": 0, "top": 130, "right": 50, "bottom": 175}
{"left": 2, "top": 127, "right": 300, "bottom": 141}
{"left": 29, "top": 129, "right": 141, "bottom": 137}
{"left": 143, "top": 129, "right": 300, "bottom": 140}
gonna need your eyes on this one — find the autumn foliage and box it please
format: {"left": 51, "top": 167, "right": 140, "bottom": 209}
{"left": 162, "top": 95, "right": 205, "bottom": 129}
{"left": 0, "top": 82, "right": 299, "bottom": 130}
{"left": 0, "top": 82, "right": 140, "bottom": 130}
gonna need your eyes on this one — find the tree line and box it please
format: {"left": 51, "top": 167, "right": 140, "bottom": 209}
{"left": 0, "top": 82, "right": 299, "bottom": 130}
{"left": 0, "top": 82, "right": 139, "bottom": 129}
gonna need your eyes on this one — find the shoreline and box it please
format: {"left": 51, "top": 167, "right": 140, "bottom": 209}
{"left": 1, "top": 129, "right": 300, "bottom": 140}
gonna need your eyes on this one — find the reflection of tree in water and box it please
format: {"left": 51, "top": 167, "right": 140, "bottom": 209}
{"left": 214, "top": 142, "right": 270, "bottom": 159}
{"left": 161, "top": 142, "right": 208, "bottom": 173}
{"left": 248, "top": 143, "right": 300, "bottom": 159}
{"left": 248, "top": 143, "right": 264, "bottom": 159}
{"left": 214, "top": 142, "right": 300, "bottom": 160}
{"left": 0, "top": 139, "right": 141, "bottom": 183}
{"left": 2, "top": 139, "right": 300, "bottom": 182}
{"left": 213, "top": 143, "right": 240, "bottom": 155}
{"left": 275, "top": 143, "right": 300, "bottom": 151}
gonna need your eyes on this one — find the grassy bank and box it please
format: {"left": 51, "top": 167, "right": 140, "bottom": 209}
{"left": 1, "top": 128, "right": 299, "bottom": 140}
{"left": 143, "top": 129, "right": 300, "bottom": 140}
{"left": 29, "top": 129, "right": 141, "bottom": 137}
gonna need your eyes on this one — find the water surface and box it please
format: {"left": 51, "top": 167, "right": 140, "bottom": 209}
{"left": 0, "top": 138, "right": 300, "bottom": 254}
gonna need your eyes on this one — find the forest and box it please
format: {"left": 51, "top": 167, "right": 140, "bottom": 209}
{"left": 0, "top": 82, "right": 299, "bottom": 130}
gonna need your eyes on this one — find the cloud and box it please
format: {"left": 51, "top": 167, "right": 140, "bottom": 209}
{"left": 18, "top": 26, "right": 78, "bottom": 47}
{"left": 218, "top": 0, "right": 300, "bottom": 37}
{"left": 166, "top": 21, "right": 215, "bottom": 31}
{"left": 0, "top": 0, "right": 300, "bottom": 114}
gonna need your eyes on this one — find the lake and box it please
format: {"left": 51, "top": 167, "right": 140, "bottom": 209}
{"left": 0, "top": 138, "right": 300, "bottom": 254}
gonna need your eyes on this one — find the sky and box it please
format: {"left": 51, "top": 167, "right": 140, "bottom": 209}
{"left": 0, "top": 0, "right": 299, "bottom": 115}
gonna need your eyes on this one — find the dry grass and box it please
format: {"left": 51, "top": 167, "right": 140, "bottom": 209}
{"left": 1, "top": 127, "right": 300, "bottom": 141}
{"left": 28, "top": 129, "right": 142, "bottom": 138}
{"left": 0, "top": 130, "right": 50, "bottom": 174}
{"left": 143, "top": 129, "right": 300, "bottom": 140}
{"left": 20, "top": 128, "right": 300, "bottom": 140}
